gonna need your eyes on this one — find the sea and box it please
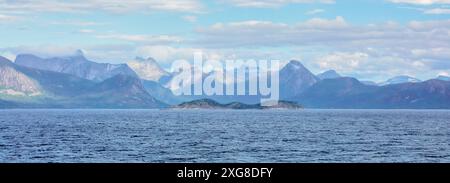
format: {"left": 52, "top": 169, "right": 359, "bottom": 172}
{"left": 0, "top": 109, "right": 449, "bottom": 162}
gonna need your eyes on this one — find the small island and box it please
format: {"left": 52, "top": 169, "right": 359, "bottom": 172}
{"left": 172, "top": 99, "right": 303, "bottom": 110}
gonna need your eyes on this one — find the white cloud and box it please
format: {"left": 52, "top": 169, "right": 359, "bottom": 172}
{"left": 314, "top": 51, "right": 433, "bottom": 81}
{"left": 135, "top": 46, "right": 197, "bottom": 63}
{"left": 0, "top": 0, "right": 203, "bottom": 14}
{"left": 438, "top": 71, "right": 450, "bottom": 76}
{"left": 50, "top": 20, "right": 106, "bottom": 26}
{"left": 302, "top": 16, "right": 347, "bottom": 28}
{"left": 317, "top": 52, "right": 369, "bottom": 72}
{"left": 306, "top": 9, "right": 325, "bottom": 15}
{"left": 222, "top": 0, "right": 335, "bottom": 8}
{"left": 96, "top": 34, "right": 183, "bottom": 44}
{"left": 78, "top": 29, "right": 96, "bottom": 34}
{"left": 424, "top": 8, "right": 450, "bottom": 14}
{"left": 1, "top": 45, "right": 80, "bottom": 59}
{"left": 389, "top": 0, "right": 450, "bottom": 5}
{"left": 196, "top": 17, "right": 450, "bottom": 53}
{"left": 0, "top": 14, "right": 20, "bottom": 23}
{"left": 195, "top": 17, "right": 450, "bottom": 79}
{"left": 182, "top": 15, "right": 198, "bottom": 22}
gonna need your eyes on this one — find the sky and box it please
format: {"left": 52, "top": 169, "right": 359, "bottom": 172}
{"left": 1, "top": 0, "right": 450, "bottom": 82}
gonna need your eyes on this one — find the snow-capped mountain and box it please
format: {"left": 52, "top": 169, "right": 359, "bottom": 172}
{"left": 127, "top": 57, "right": 170, "bottom": 82}
{"left": 380, "top": 75, "right": 421, "bottom": 86}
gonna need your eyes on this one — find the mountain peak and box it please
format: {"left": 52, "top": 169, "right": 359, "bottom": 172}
{"left": 279, "top": 60, "right": 319, "bottom": 99}
{"left": 135, "top": 56, "right": 157, "bottom": 63}
{"left": 318, "top": 70, "right": 341, "bottom": 80}
{"left": 70, "top": 49, "right": 87, "bottom": 61}
{"left": 285, "top": 60, "right": 307, "bottom": 70}
{"left": 127, "top": 57, "right": 169, "bottom": 81}
{"left": 75, "top": 49, "right": 84, "bottom": 56}
{"left": 381, "top": 75, "right": 421, "bottom": 85}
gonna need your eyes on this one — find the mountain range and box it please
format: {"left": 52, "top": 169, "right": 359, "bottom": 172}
{"left": 14, "top": 50, "right": 138, "bottom": 82}
{"left": 0, "top": 56, "right": 165, "bottom": 108}
{"left": 1, "top": 52, "right": 450, "bottom": 109}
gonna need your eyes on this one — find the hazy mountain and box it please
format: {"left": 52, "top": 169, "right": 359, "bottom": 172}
{"left": 361, "top": 80, "right": 378, "bottom": 86}
{"left": 15, "top": 50, "right": 138, "bottom": 82}
{"left": 4, "top": 52, "right": 450, "bottom": 109}
{"left": 437, "top": 75, "right": 450, "bottom": 81}
{"left": 142, "top": 80, "right": 183, "bottom": 105}
{"left": 296, "top": 77, "right": 376, "bottom": 108}
{"left": 295, "top": 77, "right": 450, "bottom": 109}
{"left": 317, "top": 70, "right": 341, "bottom": 80}
{"left": 279, "top": 60, "right": 319, "bottom": 99}
{"left": 380, "top": 75, "right": 421, "bottom": 86}
{"left": 0, "top": 56, "right": 42, "bottom": 97}
{"left": 163, "top": 60, "right": 319, "bottom": 104}
{"left": 127, "top": 57, "right": 170, "bottom": 82}
{"left": 72, "top": 74, "right": 166, "bottom": 108}
{"left": 1, "top": 58, "right": 166, "bottom": 108}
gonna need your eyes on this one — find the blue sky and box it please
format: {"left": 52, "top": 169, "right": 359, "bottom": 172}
{"left": 1, "top": 0, "right": 450, "bottom": 82}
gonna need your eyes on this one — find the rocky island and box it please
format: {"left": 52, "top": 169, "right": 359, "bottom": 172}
{"left": 172, "top": 99, "right": 303, "bottom": 110}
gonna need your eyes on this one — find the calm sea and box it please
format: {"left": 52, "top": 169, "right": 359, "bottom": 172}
{"left": 0, "top": 109, "right": 449, "bottom": 162}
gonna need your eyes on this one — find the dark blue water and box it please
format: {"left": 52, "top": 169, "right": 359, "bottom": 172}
{"left": 0, "top": 109, "right": 449, "bottom": 162}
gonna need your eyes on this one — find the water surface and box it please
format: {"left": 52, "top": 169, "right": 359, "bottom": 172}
{"left": 0, "top": 109, "right": 449, "bottom": 162}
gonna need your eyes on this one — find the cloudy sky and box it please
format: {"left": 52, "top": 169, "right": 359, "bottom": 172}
{"left": 1, "top": 0, "right": 450, "bottom": 82}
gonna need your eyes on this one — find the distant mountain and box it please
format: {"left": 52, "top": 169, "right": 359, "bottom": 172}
{"left": 142, "top": 80, "right": 183, "bottom": 105}
{"left": 1, "top": 57, "right": 166, "bottom": 108}
{"left": 437, "top": 75, "right": 450, "bottom": 81}
{"left": 317, "top": 70, "right": 341, "bottom": 80}
{"left": 173, "top": 99, "right": 302, "bottom": 110}
{"left": 296, "top": 77, "right": 376, "bottom": 108}
{"left": 279, "top": 60, "right": 319, "bottom": 99}
{"left": 164, "top": 60, "right": 319, "bottom": 104}
{"left": 0, "top": 56, "right": 42, "bottom": 97}
{"left": 361, "top": 80, "right": 378, "bottom": 86}
{"left": 295, "top": 77, "right": 450, "bottom": 109}
{"left": 15, "top": 51, "right": 138, "bottom": 82}
{"left": 380, "top": 75, "right": 421, "bottom": 86}
{"left": 127, "top": 57, "right": 170, "bottom": 82}
{"left": 72, "top": 74, "right": 166, "bottom": 108}
{"left": 4, "top": 51, "right": 450, "bottom": 109}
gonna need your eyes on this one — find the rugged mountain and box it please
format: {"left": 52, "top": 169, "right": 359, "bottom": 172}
{"left": 295, "top": 77, "right": 450, "bottom": 109}
{"left": 1, "top": 58, "right": 166, "bottom": 108}
{"left": 296, "top": 77, "right": 376, "bottom": 108}
{"left": 71, "top": 75, "right": 166, "bottom": 108}
{"left": 380, "top": 75, "right": 421, "bottom": 86}
{"left": 317, "top": 70, "right": 341, "bottom": 80}
{"left": 173, "top": 99, "right": 302, "bottom": 110}
{"left": 279, "top": 60, "right": 319, "bottom": 99}
{"left": 436, "top": 75, "right": 450, "bottom": 81}
{"left": 164, "top": 60, "right": 319, "bottom": 104}
{"left": 142, "top": 80, "right": 184, "bottom": 105}
{"left": 14, "top": 51, "right": 138, "bottom": 82}
{"left": 0, "top": 56, "right": 42, "bottom": 97}
{"left": 375, "top": 79, "right": 450, "bottom": 109}
{"left": 127, "top": 57, "right": 170, "bottom": 82}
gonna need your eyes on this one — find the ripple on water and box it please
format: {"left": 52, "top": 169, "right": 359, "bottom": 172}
{"left": 0, "top": 109, "right": 449, "bottom": 162}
